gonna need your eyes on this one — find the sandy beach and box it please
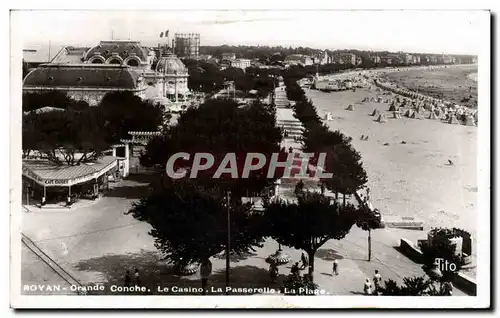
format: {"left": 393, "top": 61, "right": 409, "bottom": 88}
{"left": 384, "top": 65, "right": 478, "bottom": 108}
{"left": 304, "top": 81, "right": 478, "bottom": 268}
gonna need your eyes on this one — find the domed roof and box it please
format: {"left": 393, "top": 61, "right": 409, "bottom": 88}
{"left": 85, "top": 40, "right": 149, "bottom": 63}
{"left": 155, "top": 53, "right": 188, "bottom": 75}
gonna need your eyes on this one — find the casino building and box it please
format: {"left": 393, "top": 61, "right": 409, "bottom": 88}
{"left": 22, "top": 40, "right": 191, "bottom": 107}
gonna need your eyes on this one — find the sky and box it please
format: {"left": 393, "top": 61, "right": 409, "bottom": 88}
{"left": 12, "top": 10, "right": 487, "bottom": 55}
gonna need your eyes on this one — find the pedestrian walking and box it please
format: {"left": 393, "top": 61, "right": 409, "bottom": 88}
{"left": 373, "top": 270, "right": 382, "bottom": 295}
{"left": 124, "top": 270, "right": 131, "bottom": 287}
{"left": 200, "top": 259, "right": 212, "bottom": 295}
{"left": 300, "top": 252, "right": 309, "bottom": 269}
{"left": 269, "top": 261, "right": 279, "bottom": 283}
{"left": 332, "top": 259, "right": 339, "bottom": 275}
{"left": 364, "top": 278, "right": 373, "bottom": 295}
{"left": 133, "top": 268, "right": 140, "bottom": 286}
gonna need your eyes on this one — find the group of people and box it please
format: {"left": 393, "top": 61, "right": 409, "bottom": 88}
{"left": 124, "top": 268, "right": 141, "bottom": 287}
{"left": 363, "top": 270, "right": 383, "bottom": 295}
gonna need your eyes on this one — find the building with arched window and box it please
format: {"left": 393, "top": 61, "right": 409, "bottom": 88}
{"left": 84, "top": 40, "right": 154, "bottom": 70}
{"left": 22, "top": 40, "right": 191, "bottom": 107}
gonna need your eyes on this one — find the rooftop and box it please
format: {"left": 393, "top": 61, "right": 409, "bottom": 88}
{"left": 23, "top": 156, "right": 117, "bottom": 186}
{"left": 23, "top": 64, "right": 143, "bottom": 89}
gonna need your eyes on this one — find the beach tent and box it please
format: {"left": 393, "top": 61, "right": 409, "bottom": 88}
{"left": 410, "top": 111, "right": 422, "bottom": 119}
{"left": 464, "top": 116, "right": 475, "bottom": 126}
{"left": 448, "top": 115, "right": 460, "bottom": 124}
{"left": 388, "top": 104, "right": 398, "bottom": 112}
{"left": 404, "top": 109, "right": 413, "bottom": 118}
{"left": 362, "top": 97, "right": 368, "bottom": 102}
{"left": 415, "top": 106, "right": 424, "bottom": 114}
{"left": 371, "top": 109, "right": 380, "bottom": 116}
{"left": 376, "top": 113, "right": 388, "bottom": 123}
{"left": 346, "top": 104, "right": 355, "bottom": 111}
{"left": 428, "top": 112, "right": 438, "bottom": 120}
{"left": 393, "top": 111, "right": 402, "bottom": 119}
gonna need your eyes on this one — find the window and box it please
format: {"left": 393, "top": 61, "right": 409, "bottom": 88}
{"left": 91, "top": 58, "right": 103, "bottom": 64}
{"left": 108, "top": 58, "right": 121, "bottom": 65}
{"left": 127, "top": 59, "right": 139, "bottom": 67}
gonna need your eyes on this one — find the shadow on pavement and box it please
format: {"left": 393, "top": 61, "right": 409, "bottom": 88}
{"left": 316, "top": 248, "right": 344, "bottom": 261}
{"left": 74, "top": 251, "right": 286, "bottom": 295}
{"left": 213, "top": 251, "right": 258, "bottom": 263}
{"left": 103, "top": 185, "right": 149, "bottom": 200}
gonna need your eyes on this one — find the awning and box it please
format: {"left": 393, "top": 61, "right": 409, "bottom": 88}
{"left": 22, "top": 156, "right": 117, "bottom": 187}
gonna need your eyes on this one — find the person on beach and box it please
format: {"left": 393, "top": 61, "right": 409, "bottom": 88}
{"left": 133, "top": 268, "right": 140, "bottom": 286}
{"left": 373, "top": 270, "right": 382, "bottom": 295}
{"left": 333, "top": 259, "right": 339, "bottom": 275}
{"left": 124, "top": 270, "right": 131, "bottom": 287}
{"left": 300, "top": 252, "right": 309, "bottom": 269}
{"left": 364, "top": 278, "right": 373, "bottom": 295}
{"left": 269, "top": 261, "right": 279, "bottom": 283}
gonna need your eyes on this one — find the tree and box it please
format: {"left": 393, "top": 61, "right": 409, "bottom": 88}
{"left": 321, "top": 142, "right": 368, "bottom": 205}
{"left": 419, "top": 228, "right": 463, "bottom": 282}
{"left": 378, "top": 276, "right": 449, "bottom": 296}
{"left": 281, "top": 273, "right": 319, "bottom": 295}
{"left": 126, "top": 180, "right": 265, "bottom": 289}
{"left": 97, "top": 91, "right": 164, "bottom": 144}
{"left": 356, "top": 208, "right": 383, "bottom": 261}
{"left": 22, "top": 91, "right": 77, "bottom": 112}
{"left": 22, "top": 108, "right": 110, "bottom": 165}
{"left": 141, "top": 98, "right": 284, "bottom": 200}
{"left": 265, "top": 191, "right": 360, "bottom": 281}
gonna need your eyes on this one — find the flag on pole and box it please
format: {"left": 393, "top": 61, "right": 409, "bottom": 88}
{"left": 160, "top": 31, "right": 164, "bottom": 38}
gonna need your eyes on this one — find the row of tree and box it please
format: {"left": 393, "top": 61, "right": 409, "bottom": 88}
{"left": 22, "top": 91, "right": 164, "bottom": 165}
{"left": 181, "top": 59, "right": 277, "bottom": 97}
{"left": 284, "top": 75, "right": 368, "bottom": 203}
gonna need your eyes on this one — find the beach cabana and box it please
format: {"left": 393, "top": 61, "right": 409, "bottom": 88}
{"left": 371, "top": 109, "right": 380, "bottom": 117}
{"left": 448, "top": 115, "right": 460, "bottom": 124}
{"left": 388, "top": 104, "right": 398, "bottom": 112}
{"left": 404, "top": 109, "right": 413, "bottom": 118}
{"left": 393, "top": 111, "right": 402, "bottom": 119}
{"left": 464, "top": 116, "right": 476, "bottom": 126}
{"left": 346, "top": 104, "right": 355, "bottom": 111}
{"left": 428, "top": 112, "right": 438, "bottom": 120}
{"left": 376, "top": 113, "right": 388, "bottom": 123}
{"left": 410, "top": 111, "right": 422, "bottom": 119}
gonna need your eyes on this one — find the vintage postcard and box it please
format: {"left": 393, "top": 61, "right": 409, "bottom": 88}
{"left": 10, "top": 9, "right": 491, "bottom": 309}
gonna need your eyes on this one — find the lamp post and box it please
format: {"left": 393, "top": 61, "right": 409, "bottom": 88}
{"left": 225, "top": 190, "right": 231, "bottom": 294}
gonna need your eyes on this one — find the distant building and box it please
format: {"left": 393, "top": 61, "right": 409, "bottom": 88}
{"left": 221, "top": 53, "right": 236, "bottom": 61}
{"left": 355, "top": 56, "right": 363, "bottom": 66}
{"left": 370, "top": 55, "right": 381, "bottom": 64}
{"left": 334, "top": 53, "right": 357, "bottom": 65}
{"left": 174, "top": 33, "right": 200, "bottom": 58}
{"left": 198, "top": 54, "right": 212, "bottom": 60}
{"left": 312, "top": 51, "right": 330, "bottom": 65}
{"left": 412, "top": 55, "right": 421, "bottom": 64}
{"left": 402, "top": 53, "right": 412, "bottom": 64}
{"left": 439, "top": 54, "right": 453, "bottom": 64}
{"left": 231, "top": 58, "right": 252, "bottom": 70}
{"left": 284, "top": 54, "right": 313, "bottom": 66}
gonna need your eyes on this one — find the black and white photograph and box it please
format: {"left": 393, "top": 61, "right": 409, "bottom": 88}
{"left": 9, "top": 7, "right": 491, "bottom": 309}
